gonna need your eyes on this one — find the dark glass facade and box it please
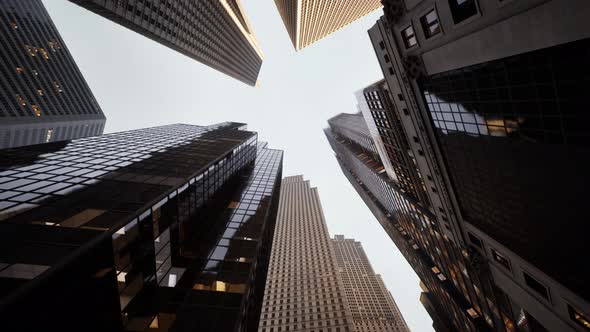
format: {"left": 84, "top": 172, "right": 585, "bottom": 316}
{"left": 361, "top": 80, "right": 430, "bottom": 206}
{"left": 326, "top": 118, "right": 516, "bottom": 332}
{"left": 68, "top": 0, "right": 263, "bottom": 86}
{"left": 0, "top": 123, "right": 283, "bottom": 332}
{"left": 0, "top": 0, "right": 105, "bottom": 148}
{"left": 419, "top": 37, "right": 590, "bottom": 301}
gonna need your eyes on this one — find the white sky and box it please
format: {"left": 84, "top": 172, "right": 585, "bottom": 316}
{"left": 43, "top": 1, "right": 433, "bottom": 330}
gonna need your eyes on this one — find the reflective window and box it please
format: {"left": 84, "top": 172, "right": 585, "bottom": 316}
{"left": 449, "top": 0, "right": 478, "bottom": 24}
{"left": 420, "top": 9, "right": 441, "bottom": 38}
{"left": 401, "top": 25, "right": 417, "bottom": 49}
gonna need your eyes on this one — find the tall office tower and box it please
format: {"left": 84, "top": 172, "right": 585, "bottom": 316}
{"left": 0, "top": 0, "right": 105, "bottom": 149}
{"left": 258, "top": 175, "right": 356, "bottom": 332}
{"left": 68, "top": 0, "right": 263, "bottom": 86}
{"left": 274, "top": 0, "right": 381, "bottom": 50}
{"left": 332, "top": 235, "right": 410, "bottom": 332}
{"left": 368, "top": 0, "right": 590, "bottom": 331}
{"left": 326, "top": 113, "right": 515, "bottom": 332}
{"left": 0, "top": 123, "right": 283, "bottom": 332}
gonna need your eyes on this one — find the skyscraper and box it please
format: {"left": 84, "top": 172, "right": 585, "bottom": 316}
{"left": 0, "top": 123, "right": 283, "bottom": 332}
{"left": 68, "top": 0, "right": 263, "bottom": 86}
{"left": 326, "top": 114, "right": 507, "bottom": 332}
{"left": 332, "top": 235, "right": 410, "bottom": 332}
{"left": 258, "top": 175, "right": 409, "bottom": 332}
{"left": 274, "top": 0, "right": 381, "bottom": 50}
{"left": 370, "top": 0, "right": 590, "bottom": 330}
{"left": 0, "top": 0, "right": 105, "bottom": 149}
{"left": 259, "top": 175, "right": 355, "bottom": 332}
{"left": 332, "top": 0, "right": 590, "bottom": 330}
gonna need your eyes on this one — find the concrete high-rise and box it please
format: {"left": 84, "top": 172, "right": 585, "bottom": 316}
{"left": 367, "top": 0, "right": 590, "bottom": 330}
{"left": 69, "top": 0, "right": 263, "bottom": 86}
{"left": 332, "top": 235, "right": 410, "bottom": 332}
{"left": 0, "top": 0, "right": 105, "bottom": 149}
{"left": 259, "top": 175, "right": 355, "bottom": 332}
{"left": 0, "top": 123, "right": 283, "bottom": 332}
{"left": 274, "top": 0, "right": 381, "bottom": 50}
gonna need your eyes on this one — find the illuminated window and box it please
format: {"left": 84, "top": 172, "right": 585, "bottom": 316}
{"left": 431, "top": 266, "right": 440, "bottom": 274}
{"left": 37, "top": 89, "right": 44, "bottom": 96}
{"left": 15, "top": 67, "right": 24, "bottom": 73}
{"left": 9, "top": 21, "right": 18, "bottom": 29}
{"left": 53, "top": 81, "right": 63, "bottom": 93}
{"left": 32, "top": 69, "right": 38, "bottom": 76}
{"left": 15, "top": 94, "right": 26, "bottom": 106}
{"left": 467, "top": 308, "right": 480, "bottom": 318}
{"left": 40, "top": 48, "right": 49, "bottom": 59}
{"left": 45, "top": 129, "right": 53, "bottom": 142}
{"left": 568, "top": 304, "right": 590, "bottom": 330}
{"left": 228, "top": 201, "right": 239, "bottom": 208}
{"left": 24, "top": 45, "right": 37, "bottom": 57}
{"left": 32, "top": 105, "right": 41, "bottom": 117}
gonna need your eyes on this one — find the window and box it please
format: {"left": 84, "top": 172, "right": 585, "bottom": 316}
{"left": 45, "top": 129, "right": 53, "bottom": 143}
{"left": 449, "top": 0, "right": 478, "bottom": 24}
{"left": 568, "top": 304, "right": 590, "bottom": 330}
{"left": 388, "top": 67, "right": 394, "bottom": 75}
{"left": 401, "top": 25, "right": 417, "bottom": 48}
{"left": 523, "top": 272, "right": 549, "bottom": 301}
{"left": 379, "top": 41, "right": 385, "bottom": 50}
{"left": 467, "top": 232, "right": 482, "bottom": 248}
{"left": 420, "top": 9, "right": 441, "bottom": 38}
{"left": 491, "top": 248, "right": 511, "bottom": 271}
{"left": 402, "top": 108, "right": 409, "bottom": 115}
{"left": 32, "top": 105, "right": 41, "bottom": 117}
{"left": 397, "top": 93, "right": 404, "bottom": 101}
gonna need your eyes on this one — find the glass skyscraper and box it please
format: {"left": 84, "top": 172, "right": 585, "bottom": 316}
{"left": 0, "top": 123, "right": 283, "bottom": 332}
{"left": 68, "top": 0, "right": 264, "bottom": 86}
{"left": 0, "top": 0, "right": 105, "bottom": 149}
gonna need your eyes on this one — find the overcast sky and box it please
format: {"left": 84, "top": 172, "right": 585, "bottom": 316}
{"left": 43, "top": 1, "right": 433, "bottom": 330}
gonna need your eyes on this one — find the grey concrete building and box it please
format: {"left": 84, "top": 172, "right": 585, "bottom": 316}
{"left": 332, "top": 235, "right": 410, "bottom": 332}
{"left": 368, "top": 0, "right": 590, "bottom": 330}
{"left": 0, "top": 0, "right": 105, "bottom": 149}
{"left": 69, "top": 0, "right": 263, "bottom": 86}
{"left": 258, "top": 175, "right": 356, "bottom": 332}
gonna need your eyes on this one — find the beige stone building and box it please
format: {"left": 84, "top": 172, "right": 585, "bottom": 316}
{"left": 259, "top": 175, "right": 355, "bottom": 332}
{"left": 332, "top": 236, "right": 410, "bottom": 332}
{"left": 258, "top": 176, "right": 410, "bottom": 332}
{"left": 274, "top": 0, "right": 382, "bottom": 50}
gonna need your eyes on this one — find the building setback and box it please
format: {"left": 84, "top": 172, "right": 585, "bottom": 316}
{"left": 332, "top": 235, "right": 410, "bottom": 332}
{"left": 0, "top": 123, "right": 283, "bottom": 332}
{"left": 0, "top": 0, "right": 105, "bottom": 149}
{"left": 68, "top": 0, "right": 264, "bottom": 86}
{"left": 274, "top": 0, "right": 382, "bottom": 51}
{"left": 336, "top": 0, "right": 590, "bottom": 331}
